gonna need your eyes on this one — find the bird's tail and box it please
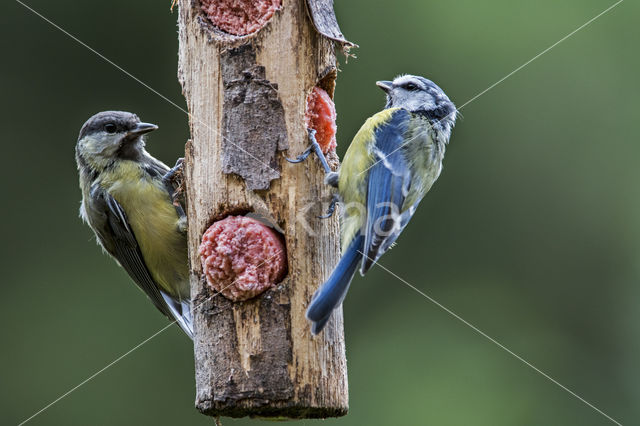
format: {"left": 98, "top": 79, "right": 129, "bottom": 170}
{"left": 306, "top": 234, "right": 364, "bottom": 335}
{"left": 161, "top": 292, "right": 194, "bottom": 339}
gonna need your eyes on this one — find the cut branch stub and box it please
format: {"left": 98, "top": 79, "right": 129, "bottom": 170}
{"left": 305, "top": 0, "right": 356, "bottom": 55}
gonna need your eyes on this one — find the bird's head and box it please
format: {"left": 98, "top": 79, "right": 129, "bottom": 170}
{"left": 376, "top": 75, "right": 457, "bottom": 128}
{"left": 76, "top": 111, "right": 157, "bottom": 171}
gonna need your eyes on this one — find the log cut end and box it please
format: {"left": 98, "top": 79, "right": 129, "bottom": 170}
{"left": 201, "top": 0, "right": 281, "bottom": 36}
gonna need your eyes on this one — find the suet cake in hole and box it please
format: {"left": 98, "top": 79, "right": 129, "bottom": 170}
{"left": 305, "top": 86, "right": 337, "bottom": 154}
{"left": 199, "top": 215, "right": 287, "bottom": 302}
{"left": 201, "top": 0, "right": 281, "bottom": 36}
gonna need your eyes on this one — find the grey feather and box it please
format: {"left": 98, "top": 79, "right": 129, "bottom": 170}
{"left": 90, "top": 185, "right": 192, "bottom": 336}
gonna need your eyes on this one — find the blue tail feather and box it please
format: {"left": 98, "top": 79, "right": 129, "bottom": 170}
{"left": 306, "top": 234, "right": 364, "bottom": 335}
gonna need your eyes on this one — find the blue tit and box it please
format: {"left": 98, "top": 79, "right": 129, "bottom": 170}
{"left": 290, "top": 75, "right": 457, "bottom": 334}
{"left": 76, "top": 111, "right": 193, "bottom": 338}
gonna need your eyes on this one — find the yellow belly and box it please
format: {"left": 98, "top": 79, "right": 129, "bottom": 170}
{"left": 104, "top": 162, "right": 189, "bottom": 298}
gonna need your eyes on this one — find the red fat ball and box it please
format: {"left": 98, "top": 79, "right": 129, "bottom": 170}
{"left": 201, "top": 0, "right": 281, "bottom": 36}
{"left": 199, "top": 216, "right": 286, "bottom": 302}
{"left": 305, "top": 86, "right": 337, "bottom": 154}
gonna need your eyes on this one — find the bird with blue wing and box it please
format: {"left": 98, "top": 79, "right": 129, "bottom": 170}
{"left": 289, "top": 75, "right": 458, "bottom": 334}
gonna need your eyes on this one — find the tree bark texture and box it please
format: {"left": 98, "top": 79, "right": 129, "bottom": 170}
{"left": 177, "top": 0, "right": 348, "bottom": 419}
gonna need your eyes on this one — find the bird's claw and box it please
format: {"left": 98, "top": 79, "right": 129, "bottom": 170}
{"left": 289, "top": 128, "right": 338, "bottom": 219}
{"left": 286, "top": 128, "right": 333, "bottom": 176}
{"left": 286, "top": 129, "right": 320, "bottom": 163}
{"left": 318, "top": 194, "right": 339, "bottom": 219}
{"left": 162, "top": 158, "right": 186, "bottom": 218}
{"left": 318, "top": 205, "right": 335, "bottom": 219}
{"left": 163, "top": 158, "right": 184, "bottom": 184}
{"left": 285, "top": 145, "right": 313, "bottom": 164}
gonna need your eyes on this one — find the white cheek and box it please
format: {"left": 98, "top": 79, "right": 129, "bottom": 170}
{"left": 101, "top": 144, "right": 120, "bottom": 156}
{"left": 408, "top": 97, "right": 435, "bottom": 111}
{"left": 82, "top": 133, "right": 120, "bottom": 156}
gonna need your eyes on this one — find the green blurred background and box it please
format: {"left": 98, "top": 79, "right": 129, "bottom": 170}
{"left": 2, "top": 0, "right": 638, "bottom": 424}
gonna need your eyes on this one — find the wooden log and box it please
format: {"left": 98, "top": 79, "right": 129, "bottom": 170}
{"left": 177, "top": 0, "right": 349, "bottom": 418}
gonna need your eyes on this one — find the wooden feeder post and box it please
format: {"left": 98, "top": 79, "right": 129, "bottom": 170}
{"left": 177, "top": 0, "right": 353, "bottom": 419}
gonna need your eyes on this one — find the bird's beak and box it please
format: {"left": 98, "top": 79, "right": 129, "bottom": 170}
{"left": 127, "top": 122, "right": 158, "bottom": 138}
{"left": 376, "top": 80, "right": 393, "bottom": 93}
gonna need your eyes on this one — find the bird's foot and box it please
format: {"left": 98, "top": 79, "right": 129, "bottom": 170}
{"left": 286, "top": 129, "right": 333, "bottom": 175}
{"left": 163, "top": 158, "right": 184, "bottom": 185}
{"left": 318, "top": 194, "right": 339, "bottom": 219}
{"left": 288, "top": 129, "right": 339, "bottom": 216}
{"left": 163, "top": 158, "right": 186, "bottom": 218}
{"left": 285, "top": 144, "right": 314, "bottom": 163}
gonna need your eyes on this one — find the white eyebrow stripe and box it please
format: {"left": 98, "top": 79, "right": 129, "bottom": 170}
{"left": 393, "top": 75, "right": 428, "bottom": 91}
{"left": 393, "top": 75, "right": 420, "bottom": 86}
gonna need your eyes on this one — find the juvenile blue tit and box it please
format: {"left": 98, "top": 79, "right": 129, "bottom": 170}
{"left": 290, "top": 75, "right": 457, "bottom": 334}
{"left": 76, "top": 111, "right": 193, "bottom": 338}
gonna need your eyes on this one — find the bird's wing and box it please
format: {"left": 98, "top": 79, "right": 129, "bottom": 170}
{"left": 143, "top": 156, "right": 187, "bottom": 220}
{"left": 361, "top": 109, "right": 413, "bottom": 274}
{"left": 142, "top": 156, "right": 170, "bottom": 177}
{"left": 89, "top": 183, "right": 178, "bottom": 323}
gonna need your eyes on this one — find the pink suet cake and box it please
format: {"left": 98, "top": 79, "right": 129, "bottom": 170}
{"left": 305, "top": 86, "right": 337, "bottom": 154}
{"left": 199, "top": 216, "right": 287, "bottom": 301}
{"left": 201, "top": 0, "right": 281, "bottom": 36}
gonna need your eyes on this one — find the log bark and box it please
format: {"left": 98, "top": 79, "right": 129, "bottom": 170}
{"left": 177, "top": 0, "right": 348, "bottom": 419}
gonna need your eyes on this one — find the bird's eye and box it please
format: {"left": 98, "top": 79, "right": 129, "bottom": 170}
{"left": 104, "top": 123, "right": 117, "bottom": 134}
{"left": 404, "top": 83, "right": 419, "bottom": 91}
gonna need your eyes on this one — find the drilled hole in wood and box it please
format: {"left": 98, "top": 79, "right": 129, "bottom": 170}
{"left": 317, "top": 67, "right": 338, "bottom": 99}
{"left": 199, "top": 0, "right": 281, "bottom": 37}
{"left": 305, "top": 86, "right": 337, "bottom": 155}
{"left": 199, "top": 212, "right": 288, "bottom": 302}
